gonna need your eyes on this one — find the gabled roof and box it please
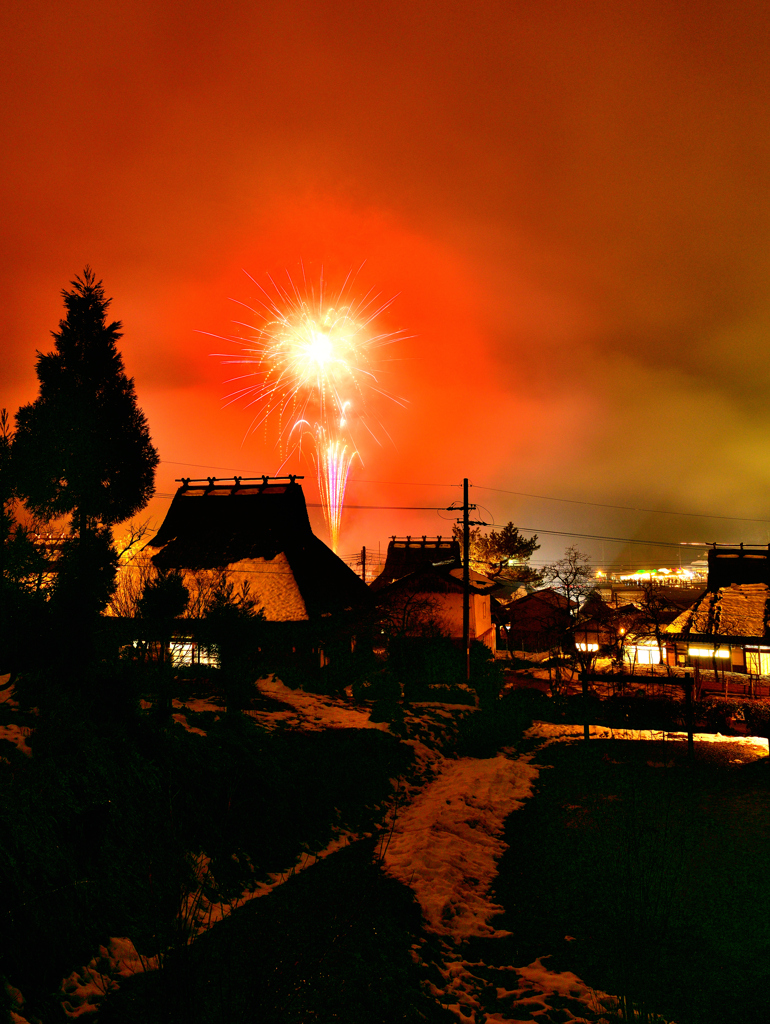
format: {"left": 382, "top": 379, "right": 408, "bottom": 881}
{"left": 145, "top": 478, "right": 370, "bottom": 621}
{"left": 370, "top": 535, "right": 461, "bottom": 591}
{"left": 373, "top": 561, "right": 502, "bottom": 600}
{"left": 510, "top": 588, "right": 575, "bottom": 611}
{"left": 147, "top": 478, "right": 312, "bottom": 565}
{"left": 667, "top": 582, "right": 770, "bottom": 641}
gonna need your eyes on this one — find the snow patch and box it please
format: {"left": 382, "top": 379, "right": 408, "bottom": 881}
{"left": 253, "top": 676, "right": 390, "bottom": 732}
{"left": 526, "top": 720, "right": 770, "bottom": 753}
{"left": 58, "top": 938, "right": 157, "bottom": 1018}
{"left": 383, "top": 754, "right": 538, "bottom": 939}
{"left": 0, "top": 672, "right": 18, "bottom": 706}
{"left": 0, "top": 723, "right": 32, "bottom": 756}
{"left": 172, "top": 712, "right": 207, "bottom": 736}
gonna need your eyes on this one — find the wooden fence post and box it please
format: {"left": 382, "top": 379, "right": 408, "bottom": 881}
{"left": 684, "top": 669, "right": 694, "bottom": 763}
{"left": 581, "top": 669, "right": 590, "bottom": 742}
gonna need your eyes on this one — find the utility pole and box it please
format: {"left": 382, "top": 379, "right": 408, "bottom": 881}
{"left": 447, "top": 478, "right": 485, "bottom": 682}
{"left": 463, "top": 478, "right": 471, "bottom": 682}
{"left": 360, "top": 545, "right": 367, "bottom": 584}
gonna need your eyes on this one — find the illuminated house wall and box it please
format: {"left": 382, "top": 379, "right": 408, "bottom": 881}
{"left": 623, "top": 640, "right": 663, "bottom": 666}
{"left": 666, "top": 565, "right": 770, "bottom": 675}
{"left": 373, "top": 563, "right": 499, "bottom": 649}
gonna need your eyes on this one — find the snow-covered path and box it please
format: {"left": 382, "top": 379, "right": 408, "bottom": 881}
{"left": 249, "top": 675, "right": 391, "bottom": 732}
{"left": 35, "top": 681, "right": 654, "bottom": 1022}
{"left": 383, "top": 753, "right": 538, "bottom": 939}
{"left": 382, "top": 746, "right": 622, "bottom": 1023}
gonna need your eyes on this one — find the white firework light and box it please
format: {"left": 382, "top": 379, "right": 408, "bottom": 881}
{"left": 220, "top": 270, "right": 403, "bottom": 552}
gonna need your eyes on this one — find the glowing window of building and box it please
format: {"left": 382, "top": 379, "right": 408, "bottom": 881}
{"left": 688, "top": 647, "right": 730, "bottom": 659}
{"left": 576, "top": 642, "right": 599, "bottom": 652}
{"left": 625, "top": 645, "right": 662, "bottom": 665}
{"left": 746, "top": 650, "right": 770, "bottom": 676}
{"left": 170, "top": 639, "right": 219, "bottom": 668}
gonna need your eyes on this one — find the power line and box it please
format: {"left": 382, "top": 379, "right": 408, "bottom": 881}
{"left": 353, "top": 478, "right": 459, "bottom": 488}
{"left": 152, "top": 490, "right": 716, "bottom": 549}
{"left": 511, "top": 526, "right": 701, "bottom": 549}
{"left": 161, "top": 461, "right": 769, "bottom": 523}
{"left": 155, "top": 463, "right": 760, "bottom": 548}
{"left": 153, "top": 492, "right": 440, "bottom": 510}
{"left": 474, "top": 484, "right": 770, "bottom": 526}
{"left": 160, "top": 459, "right": 263, "bottom": 473}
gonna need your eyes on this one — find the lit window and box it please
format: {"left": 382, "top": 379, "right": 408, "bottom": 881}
{"left": 169, "top": 639, "right": 218, "bottom": 668}
{"left": 746, "top": 650, "right": 770, "bottom": 675}
{"left": 625, "top": 645, "right": 662, "bottom": 665}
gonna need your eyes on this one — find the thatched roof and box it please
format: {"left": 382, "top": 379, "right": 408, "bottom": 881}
{"left": 370, "top": 535, "right": 461, "bottom": 591}
{"left": 145, "top": 478, "right": 370, "bottom": 621}
{"left": 667, "top": 582, "right": 770, "bottom": 642}
{"left": 374, "top": 562, "right": 502, "bottom": 599}
{"left": 664, "top": 549, "right": 770, "bottom": 643}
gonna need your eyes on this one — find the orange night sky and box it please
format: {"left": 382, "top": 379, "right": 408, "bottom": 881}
{"left": 4, "top": 0, "right": 770, "bottom": 570}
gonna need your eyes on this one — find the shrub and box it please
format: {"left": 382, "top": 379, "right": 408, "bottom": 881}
{"left": 352, "top": 672, "right": 402, "bottom": 703}
{"left": 468, "top": 640, "right": 504, "bottom": 705}
{"left": 402, "top": 681, "right": 477, "bottom": 705}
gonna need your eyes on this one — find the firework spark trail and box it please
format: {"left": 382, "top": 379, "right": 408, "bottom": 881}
{"left": 213, "top": 269, "right": 405, "bottom": 552}
{"left": 316, "top": 429, "right": 357, "bottom": 554}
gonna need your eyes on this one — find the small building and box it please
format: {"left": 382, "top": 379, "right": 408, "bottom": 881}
{"left": 143, "top": 476, "right": 371, "bottom": 669}
{"left": 607, "top": 593, "right": 693, "bottom": 668}
{"left": 665, "top": 544, "right": 770, "bottom": 675}
{"left": 503, "top": 589, "right": 574, "bottom": 653}
{"left": 374, "top": 560, "right": 499, "bottom": 650}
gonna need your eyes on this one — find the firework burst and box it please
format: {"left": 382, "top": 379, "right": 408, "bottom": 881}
{"left": 213, "top": 268, "right": 405, "bottom": 552}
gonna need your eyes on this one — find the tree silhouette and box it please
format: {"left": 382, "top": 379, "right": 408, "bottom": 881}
{"left": 0, "top": 410, "right": 49, "bottom": 676}
{"left": 14, "top": 267, "right": 158, "bottom": 535}
{"left": 12, "top": 268, "right": 159, "bottom": 674}
{"left": 138, "top": 567, "right": 190, "bottom": 722}
{"left": 540, "top": 546, "right": 596, "bottom": 690}
{"left": 453, "top": 521, "right": 541, "bottom": 583}
{"left": 201, "top": 574, "right": 265, "bottom": 716}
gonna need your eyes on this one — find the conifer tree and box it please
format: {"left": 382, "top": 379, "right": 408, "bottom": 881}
{"left": 14, "top": 267, "right": 159, "bottom": 537}
{"left": 15, "top": 270, "right": 158, "bottom": 613}
{"left": 12, "top": 268, "right": 159, "bottom": 676}
{"left": 453, "top": 521, "right": 541, "bottom": 583}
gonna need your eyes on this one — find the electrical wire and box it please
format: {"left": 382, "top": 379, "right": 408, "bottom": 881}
{"left": 155, "top": 463, "right": 758, "bottom": 550}
{"left": 161, "top": 460, "right": 768, "bottom": 524}
{"left": 473, "top": 483, "right": 770, "bottom": 525}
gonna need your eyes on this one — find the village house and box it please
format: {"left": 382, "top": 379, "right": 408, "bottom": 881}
{"left": 574, "top": 587, "right": 696, "bottom": 667}
{"left": 142, "top": 475, "right": 371, "bottom": 670}
{"left": 500, "top": 588, "right": 574, "bottom": 653}
{"left": 371, "top": 536, "right": 499, "bottom": 649}
{"left": 665, "top": 544, "right": 770, "bottom": 675}
{"left": 369, "top": 535, "right": 461, "bottom": 590}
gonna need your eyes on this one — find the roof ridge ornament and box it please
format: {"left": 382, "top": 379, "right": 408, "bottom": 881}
{"left": 174, "top": 474, "right": 305, "bottom": 486}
